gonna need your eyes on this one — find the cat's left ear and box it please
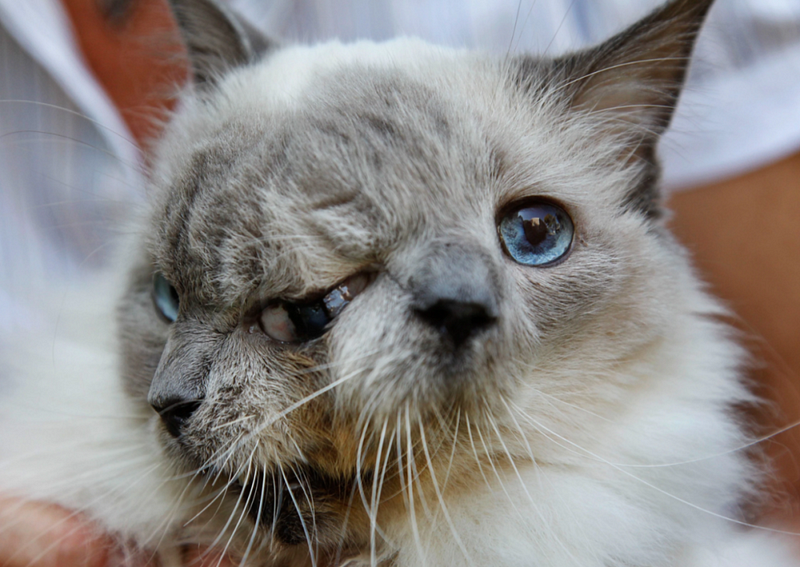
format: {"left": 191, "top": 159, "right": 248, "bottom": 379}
{"left": 522, "top": 0, "right": 713, "bottom": 216}
{"left": 167, "top": 0, "right": 276, "bottom": 89}
{"left": 559, "top": 0, "right": 713, "bottom": 137}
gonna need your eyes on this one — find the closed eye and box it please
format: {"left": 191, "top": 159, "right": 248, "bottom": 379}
{"left": 257, "top": 272, "right": 374, "bottom": 343}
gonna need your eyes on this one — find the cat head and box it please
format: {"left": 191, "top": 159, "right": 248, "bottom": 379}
{"left": 117, "top": 0, "right": 715, "bottom": 552}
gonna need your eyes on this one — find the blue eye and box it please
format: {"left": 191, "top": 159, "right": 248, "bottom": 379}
{"left": 152, "top": 272, "right": 180, "bottom": 323}
{"left": 498, "top": 201, "right": 574, "bottom": 266}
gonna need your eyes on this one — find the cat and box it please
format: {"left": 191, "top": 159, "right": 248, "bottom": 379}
{"left": 1, "top": 0, "right": 799, "bottom": 565}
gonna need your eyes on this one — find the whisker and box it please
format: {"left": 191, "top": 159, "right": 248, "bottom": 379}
{"left": 333, "top": 477, "right": 362, "bottom": 567}
{"left": 504, "top": 0, "right": 524, "bottom": 58}
{"left": 554, "top": 56, "right": 692, "bottom": 94}
{"left": 0, "top": 99, "right": 141, "bottom": 150}
{"left": 0, "top": 130, "right": 145, "bottom": 175}
{"left": 182, "top": 435, "right": 246, "bottom": 528}
{"left": 236, "top": 352, "right": 384, "bottom": 453}
{"left": 202, "top": 450, "right": 254, "bottom": 556}
{"left": 237, "top": 462, "right": 266, "bottom": 565}
{"left": 464, "top": 413, "right": 493, "bottom": 491}
{"left": 510, "top": 401, "right": 800, "bottom": 537}
{"left": 511, "top": 0, "right": 541, "bottom": 55}
{"left": 217, "top": 444, "right": 260, "bottom": 564}
{"left": 541, "top": 0, "right": 578, "bottom": 57}
{"left": 484, "top": 407, "right": 583, "bottom": 564}
{"left": 400, "top": 405, "right": 424, "bottom": 564}
{"left": 278, "top": 463, "right": 317, "bottom": 566}
{"left": 369, "top": 417, "right": 389, "bottom": 566}
{"left": 210, "top": 413, "right": 256, "bottom": 433}
{"left": 429, "top": 405, "right": 461, "bottom": 493}
{"left": 418, "top": 413, "right": 473, "bottom": 566}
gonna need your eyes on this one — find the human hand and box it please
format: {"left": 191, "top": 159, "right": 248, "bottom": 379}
{"left": 0, "top": 495, "right": 236, "bottom": 567}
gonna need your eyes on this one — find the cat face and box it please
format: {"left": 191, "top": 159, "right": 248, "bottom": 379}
{"left": 117, "top": 0, "right": 714, "bottom": 553}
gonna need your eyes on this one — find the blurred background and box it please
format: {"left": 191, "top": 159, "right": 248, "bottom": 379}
{"left": 0, "top": 0, "right": 799, "bottom": 533}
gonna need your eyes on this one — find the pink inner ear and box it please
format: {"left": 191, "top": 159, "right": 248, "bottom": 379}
{"left": 564, "top": 0, "right": 714, "bottom": 137}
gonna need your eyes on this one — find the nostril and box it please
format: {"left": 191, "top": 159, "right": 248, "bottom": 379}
{"left": 151, "top": 397, "right": 203, "bottom": 438}
{"left": 416, "top": 299, "right": 496, "bottom": 348}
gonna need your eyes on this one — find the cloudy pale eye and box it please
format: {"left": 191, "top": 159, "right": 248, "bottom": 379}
{"left": 498, "top": 201, "right": 574, "bottom": 266}
{"left": 152, "top": 272, "right": 180, "bottom": 323}
{"left": 259, "top": 273, "right": 371, "bottom": 343}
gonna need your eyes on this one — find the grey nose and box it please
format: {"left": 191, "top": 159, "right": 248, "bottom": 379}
{"left": 416, "top": 299, "right": 496, "bottom": 348}
{"left": 148, "top": 328, "right": 211, "bottom": 438}
{"left": 409, "top": 243, "right": 500, "bottom": 348}
{"left": 150, "top": 397, "right": 203, "bottom": 438}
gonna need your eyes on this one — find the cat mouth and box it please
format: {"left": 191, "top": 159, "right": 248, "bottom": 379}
{"left": 236, "top": 465, "right": 364, "bottom": 546}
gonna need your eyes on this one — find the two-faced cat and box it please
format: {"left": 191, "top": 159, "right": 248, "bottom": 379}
{"left": 1, "top": 0, "right": 799, "bottom": 565}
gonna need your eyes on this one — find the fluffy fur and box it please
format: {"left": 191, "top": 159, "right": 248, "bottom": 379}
{"left": 1, "top": 0, "right": 798, "bottom": 565}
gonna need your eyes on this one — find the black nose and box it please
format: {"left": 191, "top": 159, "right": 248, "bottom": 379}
{"left": 150, "top": 397, "right": 202, "bottom": 438}
{"left": 408, "top": 243, "right": 500, "bottom": 348}
{"left": 416, "top": 299, "right": 496, "bottom": 348}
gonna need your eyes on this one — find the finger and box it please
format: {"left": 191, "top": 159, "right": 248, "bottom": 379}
{"left": 0, "top": 496, "right": 115, "bottom": 567}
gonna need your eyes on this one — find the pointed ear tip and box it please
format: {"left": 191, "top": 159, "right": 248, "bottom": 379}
{"left": 164, "top": 0, "right": 275, "bottom": 90}
{"left": 664, "top": 0, "right": 717, "bottom": 24}
{"left": 627, "top": 0, "right": 716, "bottom": 56}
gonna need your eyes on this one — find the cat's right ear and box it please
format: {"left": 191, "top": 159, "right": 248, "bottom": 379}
{"left": 166, "top": 0, "right": 276, "bottom": 89}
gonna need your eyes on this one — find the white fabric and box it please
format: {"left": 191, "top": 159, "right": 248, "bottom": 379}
{"left": 0, "top": 0, "right": 143, "bottom": 330}
{"left": 0, "top": 0, "right": 142, "bottom": 180}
